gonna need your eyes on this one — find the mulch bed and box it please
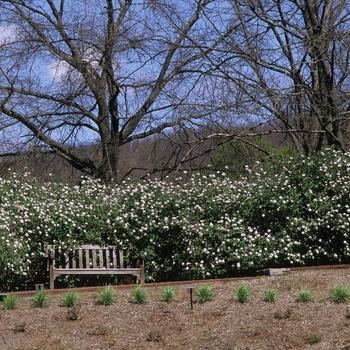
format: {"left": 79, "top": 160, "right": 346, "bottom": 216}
{"left": 2, "top": 266, "right": 350, "bottom": 349}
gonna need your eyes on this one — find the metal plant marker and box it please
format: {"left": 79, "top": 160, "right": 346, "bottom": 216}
{"left": 187, "top": 287, "right": 196, "bottom": 309}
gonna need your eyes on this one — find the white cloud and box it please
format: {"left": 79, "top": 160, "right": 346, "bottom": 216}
{"left": 47, "top": 48, "right": 102, "bottom": 83}
{"left": 0, "top": 25, "right": 17, "bottom": 46}
{"left": 47, "top": 60, "right": 73, "bottom": 81}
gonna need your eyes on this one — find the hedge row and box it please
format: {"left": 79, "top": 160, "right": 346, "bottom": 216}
{"left": 1, "top": 148, "right": 350, "bottom": 290}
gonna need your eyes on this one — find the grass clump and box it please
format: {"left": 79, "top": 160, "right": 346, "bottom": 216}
{"left": 161, "top": 286, "right": 176, "bottom": 303}
{"left": 66, "top": 307, "right": 80, "bottom": 321}
{"left": 305, "top": 334, "right": 321, "bottom": 345}
{"left": 132, "top": 286, "right": 149, "bottom": 304}
{"left": 32, "top": 289, "right": 50, "bottom": 308}
{"left": 96, "top": 285, "right": 117, "bottom": 306}
{"left": 297, "top": 289, "right": 314, "bottom": 302}
{"left": 235, "top": 284, "right": 252, "bottom": 303}
{"left": 274, "top": 308, "right": 293, "bottom": 320}
{"left": 3, "top": 295, "right": 20, "bottom": 309}
{"left": 61, "top": 290, "right": 80, "bottom": 307}
{"left": 14, "top": 322, "right": 26, "bottom": 333}
{"left": 330, "top": 284, "right": 350, "bottom": 303}
{"left": 196, "top": 284, "right": 215, "bottom": 304}
{"left": 146, "top": 331, "right": 162, "bottom": 342}
{"left": 263, "top": 288, "right": 277, "bottom": 302}
{"left": 88, "top": 326, "right": 109, "bottom": 336}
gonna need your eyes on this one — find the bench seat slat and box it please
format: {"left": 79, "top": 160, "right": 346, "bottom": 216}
{"left": 53, "top": 268, "right": 141, "bottom": 273}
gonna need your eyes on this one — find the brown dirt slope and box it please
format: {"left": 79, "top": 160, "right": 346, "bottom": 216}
{"left": 2, "top": 268, "right": 350, "bottom": 349}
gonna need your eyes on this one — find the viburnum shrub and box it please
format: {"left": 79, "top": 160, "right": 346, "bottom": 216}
{"left": 2, "top": 147, "right": 350, "bottom": 290}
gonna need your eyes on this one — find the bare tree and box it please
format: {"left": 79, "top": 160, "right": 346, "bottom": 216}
{"left": 0, "top": 0, "right": 231, "bottom": 182}
{"left": 202, "top": 0, "right": 350, "bottom": 155}
{"left": 2, "top": 0, "right": 349, "bottom": 182}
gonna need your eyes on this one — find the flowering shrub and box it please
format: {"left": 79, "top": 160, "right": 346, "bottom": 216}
{"left": 1, "top": 147, "right": 350, "bottom": 290}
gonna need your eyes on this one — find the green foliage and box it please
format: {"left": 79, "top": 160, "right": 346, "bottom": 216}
{"left": 61, "top": 290, "right": 80, "bottom": 307}
{"left": 132, "top": 286, "right": 148, "bottom": 304}
{"left": 66, "top": 307, "right": 80, "bottom": 321}
{"left": 297, "top": 289, "right": 314, "bottom": 302}
{"left": 235, "top": 284, "right": 252, "bottom": 303}
{"left": 31, "top": 289, "right": 50, "bottom": 308}
{"left": 273, "top": 308, "right": 293, "bottom": 319}
{"left": 146, "top": 331, "right": 162, "bottom": 342}
{"left": 90, "top": 326, "right": 108, "bottom": 336}
{"left": 2, "top": 295, "right": 19, "bottom": 309}
{"left": 196, "top": 284, "right": 215, "bottom": 304}
{"left": 4, "top": 148, "right": 350, "bottom": 290}
{"left": 263, "top": 288, "right": 277, "bottom": 302}
{"left": 96, "top": 285, "right": 117, "bottom": 306}
{"left": 211, "top": 136, "right": 296, "bottom": 179}
{"left": 305, "top": 334, "right": 321, "bottom": 345}
{"left": 161, "top": 286, "right": 176, "bottom": 303}
{"left": 330, "top": 284, "right": 350, "bottom": 303}
{"left": 14, "top": 322, "right": 26, "bottom": 333}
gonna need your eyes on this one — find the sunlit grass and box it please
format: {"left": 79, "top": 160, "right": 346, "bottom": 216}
{"left": 131, "top": 286, "right": 149, "bottom": 304}
{"left": 297, "top": 289, "right": 314, "bottom": 303}
{"left": 96, "top": 285, "right": 117, "bottom": 306}
{"left": 61, "top": 290, "right": 80, "bottom": 307}
{"left": 235, "top": 284, "right": 252, "bottom": 303}
{"left": 161, "top": 286, "right": 176, "bottom": 303}
{"left": 196, "top": 284, "right": 215, "bottom": 304}
{"left": 330, "top": 284, "right": 350, "bottom": 303}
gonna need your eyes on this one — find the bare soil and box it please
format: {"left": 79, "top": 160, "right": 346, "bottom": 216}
{"left": 2, "top": 268, "right": 350, "bottom": 349}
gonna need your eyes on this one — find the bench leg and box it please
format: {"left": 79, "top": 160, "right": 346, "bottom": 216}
{"left": 49, "top": 264, "right": 54, "bottom": 289}
{"left": 140, "top": 264, "right": 145, "bottom": 284}
{"left": 49, "top": 265, "right": 58, "bottom": 289}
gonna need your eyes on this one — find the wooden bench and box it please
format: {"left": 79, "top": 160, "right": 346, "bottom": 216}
{"left": 45, "top": 245, "right": 144, "bottom": 289}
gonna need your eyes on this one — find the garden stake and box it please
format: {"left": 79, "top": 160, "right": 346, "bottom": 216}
{"left": 187, "top": 287, "right": 195, "bottom": 309}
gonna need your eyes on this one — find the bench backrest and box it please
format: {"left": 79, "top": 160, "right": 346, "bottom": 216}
{"left": 47, "top": 245, "right": 126, "bottom": 269}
